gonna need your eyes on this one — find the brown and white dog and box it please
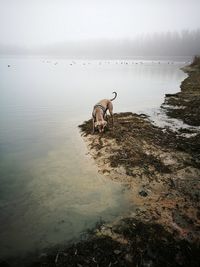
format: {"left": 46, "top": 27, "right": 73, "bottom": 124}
{"left": 92, "top": 92, "right": 117, "bottom": 133}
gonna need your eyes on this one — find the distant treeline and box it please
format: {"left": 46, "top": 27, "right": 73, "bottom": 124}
{"left": 1, "top": 30, "right": 200, "bottom": 58}
{"left": 128, "top": 30, "right": 200, "bottom": 57}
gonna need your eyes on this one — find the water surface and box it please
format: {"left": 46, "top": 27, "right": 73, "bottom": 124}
{"left": 0, "top": 57, "right": 187, "bottom": 258}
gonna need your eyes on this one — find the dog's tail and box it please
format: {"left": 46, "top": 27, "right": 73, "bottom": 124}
{"left": 110, "top": 91, "right": 117, "bottom": 101}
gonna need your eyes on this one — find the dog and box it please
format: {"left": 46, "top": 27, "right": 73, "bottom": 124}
{"left": 92, "top": 92, "right": 117, "bottom": 133}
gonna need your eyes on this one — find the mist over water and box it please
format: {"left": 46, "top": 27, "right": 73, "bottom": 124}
{"left": 0, "top": 1, "right": 200, "bottom": 58}
{"left": 1, "top": 30, "right": 200, "bottom": 58}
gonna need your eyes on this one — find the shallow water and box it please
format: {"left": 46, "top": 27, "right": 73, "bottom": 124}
{"left": 0, "top": 57, "right": 187, "bottom": 258}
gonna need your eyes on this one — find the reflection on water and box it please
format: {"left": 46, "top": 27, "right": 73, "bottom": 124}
{"left": 0, "top": 57, "right": 187, "bottom": 258}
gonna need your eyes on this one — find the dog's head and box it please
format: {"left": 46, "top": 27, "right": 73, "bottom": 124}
{"left": 94, "top": 120, "right": 107, "bottom": 133}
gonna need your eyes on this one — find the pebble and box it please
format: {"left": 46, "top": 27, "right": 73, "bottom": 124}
{"left": 139, "top": 190, "right": 148, "bottom": 197}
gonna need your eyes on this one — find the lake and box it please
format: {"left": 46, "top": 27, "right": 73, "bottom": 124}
{"left": 0, "top": 57, "right": 187, "bottom": 259}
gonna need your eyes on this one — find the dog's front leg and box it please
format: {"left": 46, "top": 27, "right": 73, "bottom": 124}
{"left": 92, "top": 118, "right": 95, "bottom": 134}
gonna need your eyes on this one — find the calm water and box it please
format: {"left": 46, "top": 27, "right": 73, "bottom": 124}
{"left": 0, "top": 57, "right": 187, "bottom": 258}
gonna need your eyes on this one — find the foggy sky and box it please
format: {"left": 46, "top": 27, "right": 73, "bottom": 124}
{"left": 0, "top": 0, "right": 200, "bottom": 47}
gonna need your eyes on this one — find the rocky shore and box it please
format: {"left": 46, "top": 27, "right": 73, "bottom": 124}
{"left": 2, "top": 58, "right": 200, "bottom": 267}
{"left": 163, "top": 55, "right": 200, "bottom": 126}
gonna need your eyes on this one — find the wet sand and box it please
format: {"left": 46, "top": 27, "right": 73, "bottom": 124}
{"left": 4, "top": 59, "right": 200, "bottom": 267}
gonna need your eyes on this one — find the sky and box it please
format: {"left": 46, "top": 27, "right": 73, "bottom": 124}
{"left": 0, "top": 0, "right": 200, "bottom": 47}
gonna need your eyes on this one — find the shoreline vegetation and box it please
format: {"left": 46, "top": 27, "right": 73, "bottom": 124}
{"left": 2, "top": 57, "right": 200, "bottom": 267}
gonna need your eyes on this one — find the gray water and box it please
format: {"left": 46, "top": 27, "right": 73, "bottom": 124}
{"left": 0, "top": 57, "right": 187, "bottom": 258}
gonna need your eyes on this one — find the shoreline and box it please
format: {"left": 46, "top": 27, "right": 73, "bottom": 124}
{"left": 3, "top": 59, "right": 200, "bottom": 267}
{"left": 163, "top": 59, "right": 200, "bottom": 126}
